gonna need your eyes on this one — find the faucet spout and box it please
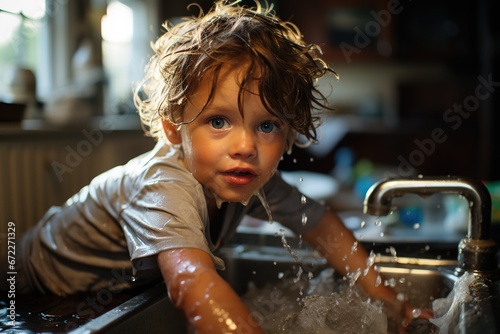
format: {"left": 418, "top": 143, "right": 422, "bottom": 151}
{"left": 363, "top": 176, "right": 497, "bottom": 272}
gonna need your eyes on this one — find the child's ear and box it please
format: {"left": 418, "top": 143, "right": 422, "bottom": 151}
{"left": 162, "top": 119, "right": 182, "bottom": 144}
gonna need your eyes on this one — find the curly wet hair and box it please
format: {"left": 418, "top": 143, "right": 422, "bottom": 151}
{"left": 134, "top": 0, "right": 337, "bottom": 149}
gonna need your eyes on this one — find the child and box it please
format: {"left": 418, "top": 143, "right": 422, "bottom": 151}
{"left": 8, "top": 1, "right": 430, "bottom": 332}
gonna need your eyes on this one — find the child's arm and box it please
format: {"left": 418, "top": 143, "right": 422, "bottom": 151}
{"left": 302, "top": 209, "right": 433, "bottom": 325}
{"left": 157, "top": 248, "right": 264, "bottom": 334}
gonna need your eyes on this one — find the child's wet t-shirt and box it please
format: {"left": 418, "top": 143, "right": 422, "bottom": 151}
{"left": 17, "top": 141, "right": 326, "bottom": 295}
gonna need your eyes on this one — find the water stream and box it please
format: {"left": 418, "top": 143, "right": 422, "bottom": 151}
{"left": 239, "top": 198, "right": 473, "bottom": 334}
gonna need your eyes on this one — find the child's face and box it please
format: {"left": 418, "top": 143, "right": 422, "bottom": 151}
{"left": 169, "top": 63, "right": 290, "bottom": 204}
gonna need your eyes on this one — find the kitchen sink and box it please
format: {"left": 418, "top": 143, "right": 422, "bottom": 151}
{"left": 66, "top": 243, "right": 458, "bottom": 333}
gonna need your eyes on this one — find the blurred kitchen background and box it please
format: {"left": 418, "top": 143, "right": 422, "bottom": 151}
{"left": 1, "top": 0, "right": 499, "bottom": 251}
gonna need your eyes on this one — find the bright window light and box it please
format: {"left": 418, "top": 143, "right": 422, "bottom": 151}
{"left": 101, "top": 1, "right": 133, "bottom": 43}
{"left": 0, "top": 12, "right": 21, "bottom": 45}
{"left": 22, "top": 0, "right": 45, "bottom": 20}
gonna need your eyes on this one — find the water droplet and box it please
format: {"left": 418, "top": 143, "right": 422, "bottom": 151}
{"left": 363, "top": 251, "right": 376, "bottom": 276}
{"left": 293, "top": 158, "right": 297, "bottom": 164}
{"left": 301, "top": 213, "right": 308, "bottom": 225}
{"left": 425, "top": 245, "right": 430, "bottom": 251}
{"left": 374, "top": 219, "right": 382, "bottom": 227}
{"left": 413, "top": 223, "right": 420, "bottom": 230}
{"left": 397, "top": 293, "right": 405, "bottom": 301}
{"left": 388, "top": 246, "right": 397, "bottom": 260}
{"left": 300, "top": 195, "right": 307, "bottom": 204}
{"left": 131, "top": 276, "right": 136, "bottom": 282}
{"left": 309, "top": 157, "right": 314, "bottom": 162}
{"left": 360, "top": 221, "right": 366, "bottom": 228}
{"left": 299, "top": 177, "right": 303, "bottom": 182}
{"left": 278, "top": 272, "right": 284, "bottom": 279}
{"left": 379, "top": 232, "right": 385, "bottom": 237}
{"left": 293, "top": 266, "right": 303, "bottom": 283}
{"left": 412, "top": 308, "right": 421, "bottom": 318}
{"left": 351, "top": 241, "right": 358, "bottom": 254}
{"left": 347, "top": 268, "right": 361, "bottom": 287}
{"left": 375, "top": 275, "right": 382, "bottom": 287}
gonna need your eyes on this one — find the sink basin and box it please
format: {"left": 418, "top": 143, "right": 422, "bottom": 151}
{"left": 217, "top": 245, "right": 458, "bottom": 333}
{"left": 66, "top": 244, "right": 457, "bottom": 334}
{"left": 217, "top": 245, "right": 457, "bottom": 304}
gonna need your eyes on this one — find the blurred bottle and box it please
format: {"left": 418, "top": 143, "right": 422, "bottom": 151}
{"left": 332, "top": 147, "right": 354, "bottom": 186}
{"left": 443, "top": 194, "right": 469, "bottom": 233}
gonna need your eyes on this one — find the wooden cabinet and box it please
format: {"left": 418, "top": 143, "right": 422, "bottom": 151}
{"left": 0, "top": 121, "right": 154, "bottom": 261}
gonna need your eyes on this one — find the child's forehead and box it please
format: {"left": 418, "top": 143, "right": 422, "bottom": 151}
{"left": 181, "top": 62, "right": 275, "bottom": 121}
{"left": 196, "top": 61, "right": 261, "bottom": 95}
{"left": 208, "top": 60, "right": 258, "bottom": 83}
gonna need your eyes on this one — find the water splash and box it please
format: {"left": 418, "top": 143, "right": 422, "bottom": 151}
{"left": 244, "top": 274, "right": 387, "bottom": 334}
{"left": 279, "top": 229, "right": 299, "bottom": 262}
{"left": 278, "top": 229, "right": 306, "bottom": 285}
{"left": 430, "top": 272, "right": 476, "bottom": 333}
{"left": 346, "top": 268, "right": 361, "bottom": 287}
{"left": 387, "top": 246, "right": 397, "bottom": 262}
{"left": 256, "top": 187, "right": 273, "bottom": 224}
{"left": 363, "top": 251, "right": 377, "bottom": 277}
{"left": 351, "top": 241, "right": 358, "bottom": 254}
{"left": 293, "top": 267, "right": 304, "bottom": 284}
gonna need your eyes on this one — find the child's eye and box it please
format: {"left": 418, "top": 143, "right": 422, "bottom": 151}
{"left": 258, "top": 121, "right": 280, "bottom": 133}
{"left": 209, "top": 117, "right": 228, "bottom": 129}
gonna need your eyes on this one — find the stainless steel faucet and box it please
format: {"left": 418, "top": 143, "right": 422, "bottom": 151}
{"left": 363, "top": 176, "right": 497, "bottom": 272}
{"left": 363, "top": 176, "right": 500, "bottom": 332}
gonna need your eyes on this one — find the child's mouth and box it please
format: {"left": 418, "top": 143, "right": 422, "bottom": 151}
{"left": 223, "top": 169, "right": 257, "bottom": 185}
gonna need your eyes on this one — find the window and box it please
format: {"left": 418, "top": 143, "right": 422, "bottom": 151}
{"left": 0, "top": 0, "right": 159, "bottom": 119}
{"left": 101, "top": 1, "right": 134, "bottom": 113}
{"left": 0, "top": 0, "right": 45, "bottom": 105}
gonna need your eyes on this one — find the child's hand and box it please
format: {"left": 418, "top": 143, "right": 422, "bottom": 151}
{"left": 400, "top": 302, "right": 434, "bottom": 333}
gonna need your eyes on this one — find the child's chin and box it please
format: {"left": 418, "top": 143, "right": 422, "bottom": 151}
{"left": 218, "top": 192, "right": 256, "bottom": 205}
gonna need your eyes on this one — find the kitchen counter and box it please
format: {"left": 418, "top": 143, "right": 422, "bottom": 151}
{"left": 0, "top": 114, "right": 143, "bottom": 136}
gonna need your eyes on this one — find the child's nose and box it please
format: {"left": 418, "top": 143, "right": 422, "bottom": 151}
{"left": 228, "top": 128, "right": 257, "bottom": 159}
